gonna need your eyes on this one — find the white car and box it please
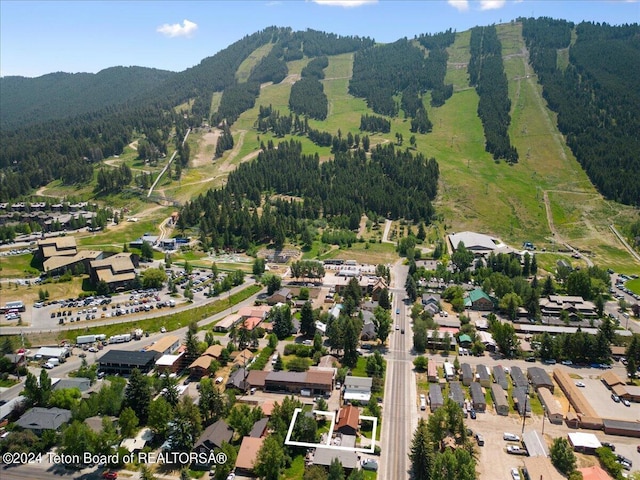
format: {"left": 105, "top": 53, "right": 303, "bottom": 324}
{"left": 504, "top": 433, "right": 520, "bottom": 442}
{"left": 511, "top": 468, "right": 521, "bottom": 480}
{"left": 575, "top": 382, "right": 586, "bottom": 388}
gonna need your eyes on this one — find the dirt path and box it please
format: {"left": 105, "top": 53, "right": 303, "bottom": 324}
{"left": 382, "top": 219, "right": 393, "bottom": 244}
{"left": 610, "top": 224, "right": 640, "bottom": 264}
{"left": 191, "top": 129, "right": 221, "bottom": 168}
{"left": 357, "top": 215, "right": 368, "bottom": 238}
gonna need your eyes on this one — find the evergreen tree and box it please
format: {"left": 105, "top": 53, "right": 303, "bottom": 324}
{"left": 550, "top": 437, "right": 577, "bottom": 475}
{"left": 122, "top": 368, "right": 152, "bottom": 424}
{"left": 328, "top": 458, "right": 345, "bottom": 480}
{"left": 409, "top": 418, "right": 433, "bottom": 480}
{"left": 300, "top": 302, "right": 315, "bottom": 337}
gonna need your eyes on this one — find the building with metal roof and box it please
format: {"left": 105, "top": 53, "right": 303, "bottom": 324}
{"left": 490, "top": 383, "right": 509, "bottom": 416}
{"left": 470, "top": 382, "right": 486, "bottom": 412}
{"left": 522, "top": 430, "right": 549, "bottom": 458}
{"left": 429, "top": 384, "right": 444, "bottom": 412}
{"left": 461, "top": 363, "right": 473, "bottom": 386}
{"left": 448, "top": 381, "right": 466, "bottom": 408}
{"left": 493, "top": 365, "right": 509, "bottom": 390}
{"left": 512, "top": 386, "right": 532, "bottom": 417}
{"left": 528, "top": 367, "right": 554, "bottom": 392}
{"left": 476, "top": 364, "right": 491, "bottom": 387}
{"left": 510, "top": 366, "right": 529, "bottom": 388}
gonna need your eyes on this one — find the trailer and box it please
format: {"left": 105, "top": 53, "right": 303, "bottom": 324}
{"left": 76, "top": 334, "right": 106, "bottom": 345}
{"left": 109, "top": 334, "right": 132, "bottom": 344}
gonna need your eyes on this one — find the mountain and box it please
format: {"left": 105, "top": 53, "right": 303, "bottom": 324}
{"left": 0, "top": 66, "right": 176, "bottom": 129}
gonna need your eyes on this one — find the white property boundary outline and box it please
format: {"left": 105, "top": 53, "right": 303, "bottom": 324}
{"left": 284, "top": 408, "right": 377, "bottom": 453}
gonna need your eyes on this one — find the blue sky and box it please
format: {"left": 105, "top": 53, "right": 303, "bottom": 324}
{"left": 1, "top": 0, "right": 638, "bottom": 77}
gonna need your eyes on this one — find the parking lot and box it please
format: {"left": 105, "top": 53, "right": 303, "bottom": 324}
{"left": 573, "top": 375, "right": 640, "bottom": 419}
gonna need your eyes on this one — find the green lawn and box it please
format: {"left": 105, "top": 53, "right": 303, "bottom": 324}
{"left": 282, "top": 454, "right": 306, "bottom": 480}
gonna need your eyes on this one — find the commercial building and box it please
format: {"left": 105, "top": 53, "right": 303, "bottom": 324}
{"left": 98, "top": 350, "right": 160, "bottom": 375}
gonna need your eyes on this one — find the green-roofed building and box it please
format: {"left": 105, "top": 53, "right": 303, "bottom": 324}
{"left": 464, "top": 289, "right": 494, "bottom": 311}
{"left": 458, "top": 334, "right": 473, "bottom": 347}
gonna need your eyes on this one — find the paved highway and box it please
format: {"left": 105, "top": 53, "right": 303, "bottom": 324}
{"left": 379, "top": 261, "right": 418, "bottom": 480}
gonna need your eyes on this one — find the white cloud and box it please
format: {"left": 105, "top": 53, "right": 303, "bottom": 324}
{"left": 157, "top": 19, "right": 198, "bottom": 38}
{"left": 311, "top": 0, "right": 377, "bottom": 7}
{"left": 479, "top": 0, "right": 507, "bottom": 10}
{"left": 448, "top": 0, "right": 470, "bottom": 12}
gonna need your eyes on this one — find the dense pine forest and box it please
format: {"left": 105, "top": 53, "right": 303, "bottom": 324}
{"left": 177, "top": 140, "right": 439, "bottom": 251}
{"left": 468, "top": 26, "right": 518, "bottom": 163}
{"left": 521, "top": 17, "right": 640, "bottom": 205}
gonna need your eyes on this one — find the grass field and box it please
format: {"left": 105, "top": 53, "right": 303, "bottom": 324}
{"left": 236, "top": 42, "right": 274, "bottom": 83}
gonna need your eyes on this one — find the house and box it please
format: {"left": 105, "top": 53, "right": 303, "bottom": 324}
{"left": 147, "top": 335, "right": 181, "bottom": 355}
{"left": 98, "top": 350, "right": 160, "bottom": 375}
{"left": 448, "top": 382, "right": 466, "bottom": 408}
{"left": 335, "top": 405, "right": 360, "bottom": 435}
{"left": 429, "top": 384, "right": 444, "bottom": 412}
{"left": 120, "top": 428, "right": 154, "bottom": 454}
{"left": 443, "top": 361, "right": 455, "bottom": 381}
{"left": 235, "top": 436, "right": 265, "bottom": 476}
{"left": 313, "top": 447, "right": 359, "bottom": 471}
{"left": 469, "top": 382, "right": 486, "bottom": 412}
{"left": 528, "top": 367, "right": 554, "bottom": 392}
{"left": 246, "top": 370, "right": 269, "bottom": 391}
{"left": 523, "top": 457, "right": 565, "bottom": 480}
{"left": 464, "top": 289, "right": 494, "bottom": 311}
{"left": 490, "top": 384, "right": 509, "bottom": 416}
{"left": 193, "top": 421, "right": 234, "bottom": 462}
{"left": 266, "top": 288, "right": 292, "bottom": 305}
{"left": 360, "top": 319, "right": 377, "bottom": 341}
{"left": 476, "top": 364, "right": 491, "bottom": 387}
{"left": 52, "top": 377, "right": 91, "bottom": 392}
{"left": 492, "top": 365, "right": 508, "bottom": 390}
{"left": 422, "top": 293, "right": 441, "bottom": 308}
{"left": 370, "top": 277, "right": 389, "bottom": 302}
{"left": 458, "top": 334, "right": 472, "bottom": 348}
{"left": 578, "top": 465, "right": 614, "bottom": 480}
{"left": 16, "top": 407, "right": 71, "bottom": 433}
{"left": 189, "top": 356, "right": 215, "bottom": 379}
{"left": 476, "top": 330, "right": 496, "bottom": 351}
{"left": 512, "top": 387, "right": 532, "bottom": 417}
{"left": 89, "top": 253, "right": 136, "bottom": 291}
{"left": 343, "top": 376, "right": 372, "bottom": 402}
{"left": 461, "top": 363, "right": 473, "bottom": 386}
{"left": 510, "top": 366, "right": 529, "bottom": 389}
{"left": 214, "top": 314, "right": 242, "bottom": 332}
{"left": 249, "top": 417, "right": 269, "bottom": 438}
{"left": 537, "top": 387, "right": 564, "bottom": 424}
{"left": 231, "top": 349, "right": 254, "bottom": 368}
{"left": 227, "top": 367, "right": 249, "bottom": 392}
{"left": 427, "top": 361, "right": 439, "bottom": 383}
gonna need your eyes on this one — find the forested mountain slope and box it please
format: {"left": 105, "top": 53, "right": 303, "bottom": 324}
{"left": 0, "top": 66, "right": 175, "bottom": 129}
{"left": 521, "top": 18, "right": 640, "bottom": 206}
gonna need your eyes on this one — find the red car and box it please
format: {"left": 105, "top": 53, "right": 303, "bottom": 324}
{"left": 102, "top": 472, "right": 118, "bottom": 479}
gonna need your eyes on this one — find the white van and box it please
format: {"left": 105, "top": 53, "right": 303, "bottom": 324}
{"left": 272, "top": 354, "right": 278, "bottom": 365}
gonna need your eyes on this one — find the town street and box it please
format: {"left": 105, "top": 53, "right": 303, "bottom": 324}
{"left": 379, "top": 261, "right": 418, "bottom": 480}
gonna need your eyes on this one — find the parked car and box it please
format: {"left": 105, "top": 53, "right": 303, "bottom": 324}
{"left": 475, "top": 433, "right": 484, "bottom": 446}
{"left": 469, "top": 409, "right": 476, "bottom": 419}
{"left": 511, "top": 468, "right": 521, "bottom": 480}
{"left": 602, "top": 442, "right": 616, "bottom": 451}
{"left": 525, "top": 356, "right": 536, "bottom": 362}
{"left": 361, "top": 459, "right": 378, "bottom": 471}
{"left": 507, "top": 445, "right": 527, "bottom": 455}
{"left": 102, "top": 472, "right": 118, "bottom": 479}
{"left": 561, "top": 360, "right": 573, "bottom": 365}
{"left": 504, "top": 433, "right": 520, "bottom": 442}
{"left": 623, "top": 399, "right": 631, "bottom": 407}
{"left": 612, "top": 393, "right": 621, "bottom": 403}
{"left": 575, "top": 382, "right": 586, "bottom": 388}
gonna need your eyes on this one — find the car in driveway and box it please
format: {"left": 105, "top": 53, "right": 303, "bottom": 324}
{"left": 504, "top": 433, "right": 520, "bottom": 442}
{"left": 511, "top": 468, "right": 521, "bottom": 480}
